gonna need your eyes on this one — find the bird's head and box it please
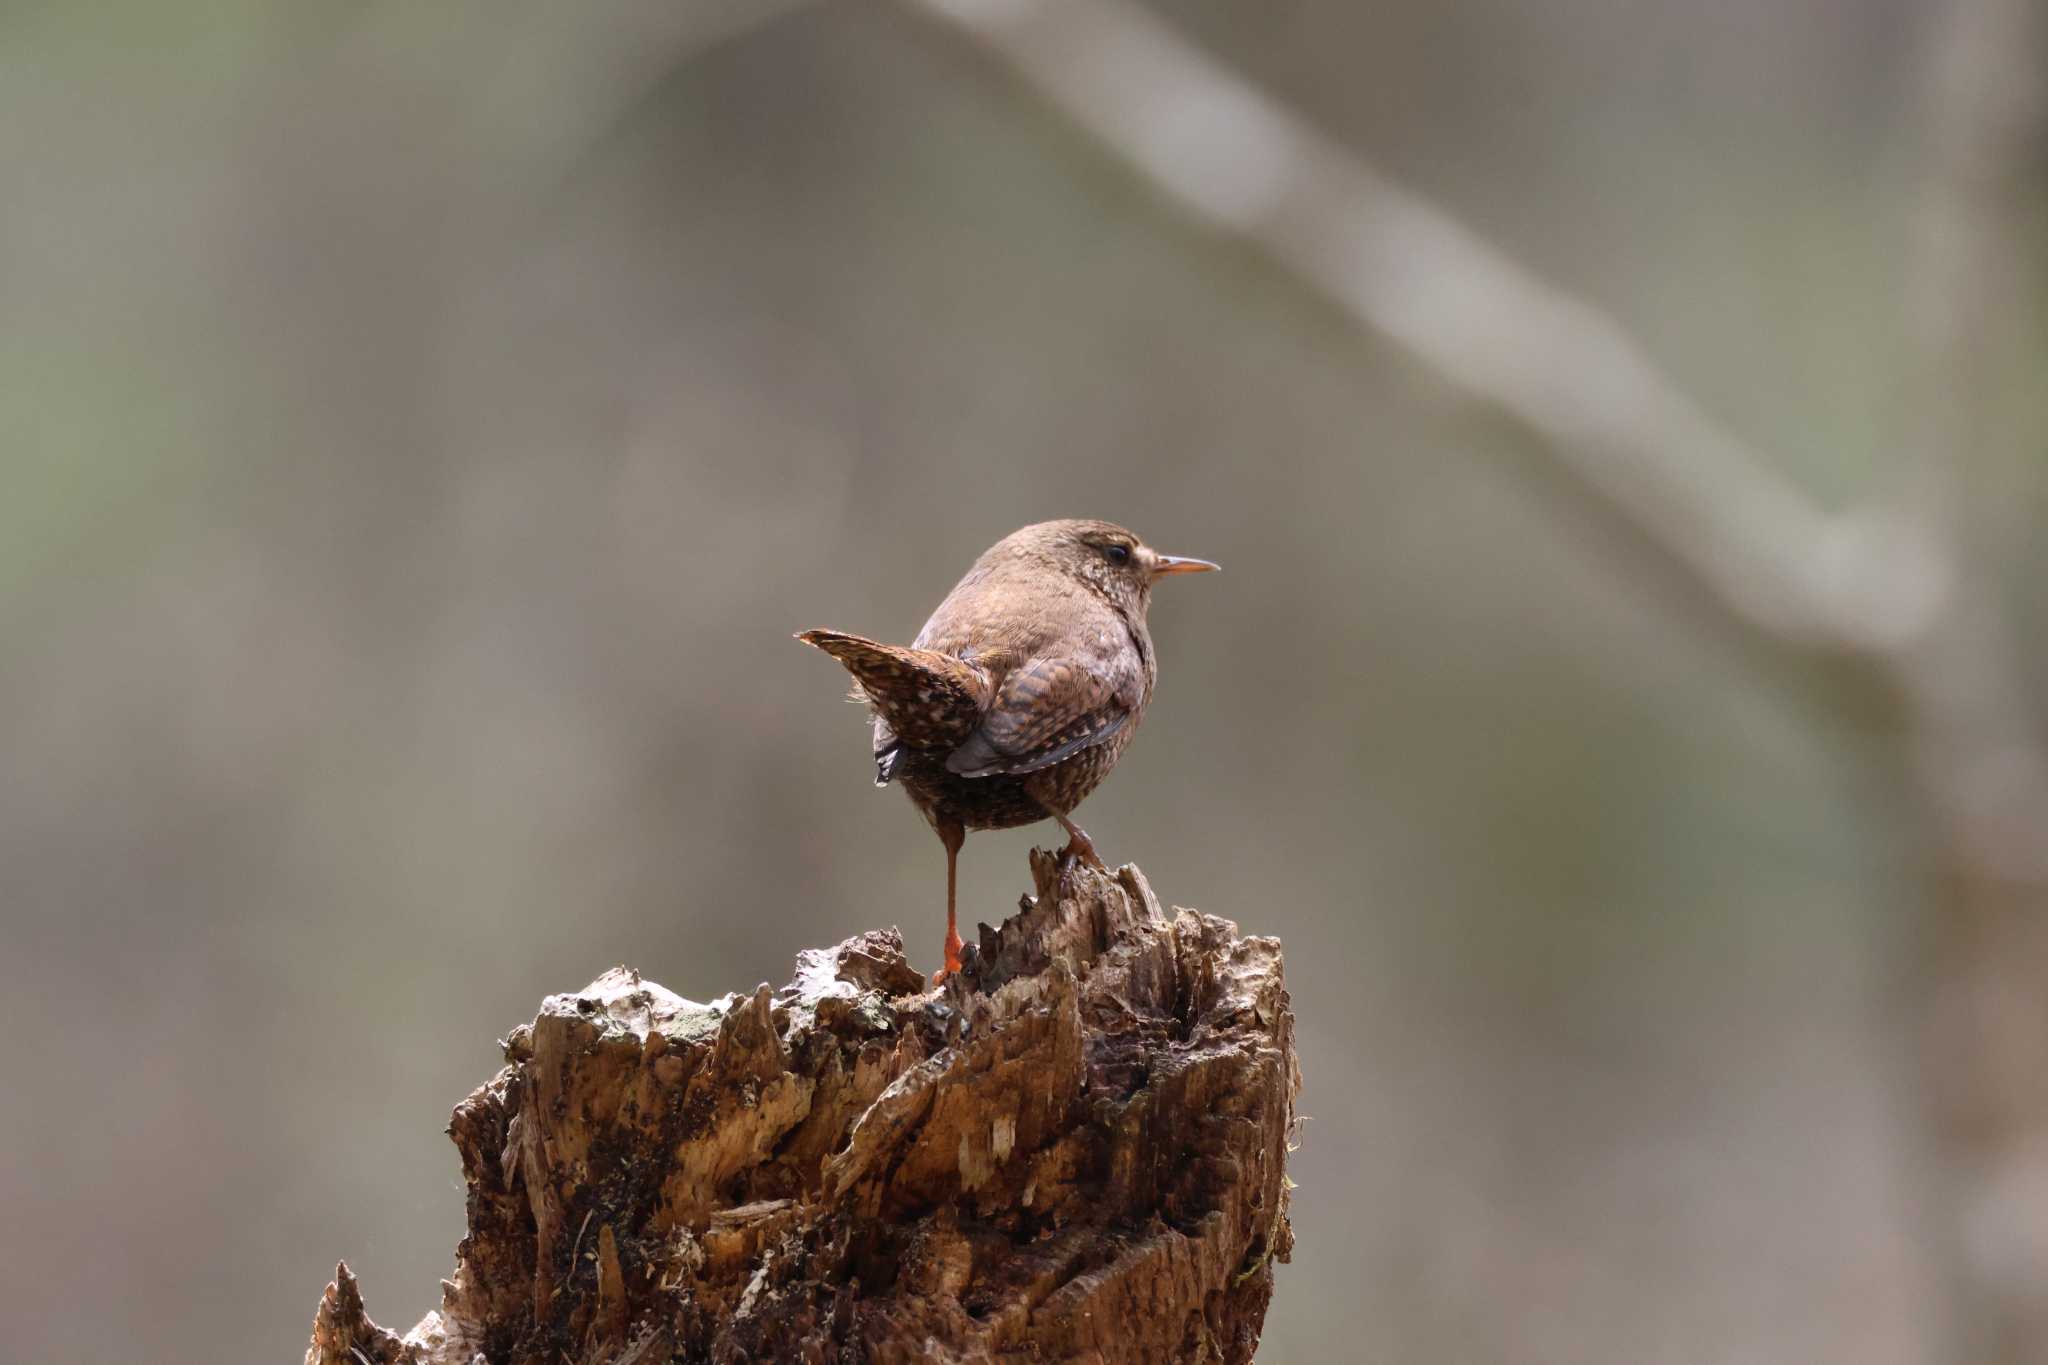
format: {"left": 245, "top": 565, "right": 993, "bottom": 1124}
{"left": 1002, "top": 519, "right": 1219, "bottom": 617}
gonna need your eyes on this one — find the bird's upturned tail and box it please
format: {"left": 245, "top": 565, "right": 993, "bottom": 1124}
{"left": 795, "top": 629, "right": 990, "bottom": 765}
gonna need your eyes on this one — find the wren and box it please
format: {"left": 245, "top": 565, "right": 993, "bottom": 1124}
{"left": 798, "top": 519, "right": 1218, "bottom": 981}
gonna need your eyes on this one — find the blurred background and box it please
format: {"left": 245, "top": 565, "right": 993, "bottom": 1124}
{"left": 5, "top": 0, "right": 2046, "bottom": 1361}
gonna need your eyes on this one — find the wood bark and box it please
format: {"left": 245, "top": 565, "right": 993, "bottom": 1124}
{"left": 305, "top": 851, "right": 1299, "bottom": 1364}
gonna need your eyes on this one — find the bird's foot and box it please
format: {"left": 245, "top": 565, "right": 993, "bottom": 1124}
{"left": 931, "top": 926, "right": 965, "bottom": 985}
{"left": 1056, "top": 827, "right": 1109, "bottom": 874}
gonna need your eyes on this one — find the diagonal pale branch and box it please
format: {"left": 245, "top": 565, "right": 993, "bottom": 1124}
{"left": 901, "top": 0, "right": 2048, "bottom": 886}
{"left": 881, "top": 2, "right": 2048, "bottom": 1359}
{"left": 906, "top": 0, "right": 1845, "bottom": 649}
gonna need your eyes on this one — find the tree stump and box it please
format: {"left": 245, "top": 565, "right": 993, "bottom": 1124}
{"left": 305, "top": 850, "right": 1299, "bottom": 1364}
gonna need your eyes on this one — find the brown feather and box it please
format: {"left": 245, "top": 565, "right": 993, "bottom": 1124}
{"left": 793, "top": 629, "right": 990, "bottom": 753}
{"left": 796, "top": 519, "right": 1210, "bottom": 836}
{"left": 796, "top": 520, "right": 1216, "bottom": 981}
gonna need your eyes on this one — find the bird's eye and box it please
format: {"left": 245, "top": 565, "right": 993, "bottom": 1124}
{"left": 1104, "top": 544, "right": 1131, "bottom": 565}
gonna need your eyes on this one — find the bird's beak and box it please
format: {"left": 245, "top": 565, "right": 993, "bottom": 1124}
{"left": 1149, "top": 553, "right": 1220, "bottom": 578}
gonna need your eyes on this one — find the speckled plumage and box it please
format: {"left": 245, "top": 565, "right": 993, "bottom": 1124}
{"left": 799, "top": 519, "right": 1218, "bottom": 979}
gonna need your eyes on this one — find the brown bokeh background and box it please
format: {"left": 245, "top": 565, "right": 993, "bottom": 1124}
{"left": 5, "top": 2, "right": 2044, "bottom": 1362}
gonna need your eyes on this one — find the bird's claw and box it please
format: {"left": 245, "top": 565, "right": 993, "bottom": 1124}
{"left": 1056, "top": 831, "right": 1108, "bottom": 874}
{"left": 932, "top": 928, "right": 965, "bottom": 985}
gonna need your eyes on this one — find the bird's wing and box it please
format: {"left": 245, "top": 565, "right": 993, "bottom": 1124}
{"left": 944, "top": 655, "right": 1134, "bottom": 778}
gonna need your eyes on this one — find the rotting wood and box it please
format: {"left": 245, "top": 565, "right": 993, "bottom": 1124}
{"left": 305, "top": 850, "right": 1300, "bottom": 1364}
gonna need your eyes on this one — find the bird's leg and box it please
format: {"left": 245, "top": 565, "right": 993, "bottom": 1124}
{"left": 933, "top": 818, "right": 966, "bottom": 984}
{"left": 1046, "top": 807, "right": 1109, "bottom": 873}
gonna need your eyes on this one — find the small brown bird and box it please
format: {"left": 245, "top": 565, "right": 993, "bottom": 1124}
{"left": 798, "top": 519, "right": 1218, "bottom": 981}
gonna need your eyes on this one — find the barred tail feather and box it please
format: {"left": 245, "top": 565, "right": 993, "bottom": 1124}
{"left": 795, "top": 629, "right": 989, "bottom": 753}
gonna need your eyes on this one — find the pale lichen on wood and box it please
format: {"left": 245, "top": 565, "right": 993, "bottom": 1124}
{"left": 305, "top": 851, "right": 1299, "bottom": 1364}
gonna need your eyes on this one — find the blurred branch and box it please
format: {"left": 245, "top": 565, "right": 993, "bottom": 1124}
{"left": 1884, "top": 0, "right": 2048, "bottom": 894}
{"left": 1904, "top": 0, "right": 2048, "bottom": 545}
{"left": 900, "top": 0, "right": 2048, "bottom": 886}
{"left": 1902, "top": 4, "right": 2048, "bottom": 1363}
{"left": 902, "top": 0, "right": 1829, "bottom": 650}
{"left": 902, "top": 4, "right": 2048, "bottom": 1358}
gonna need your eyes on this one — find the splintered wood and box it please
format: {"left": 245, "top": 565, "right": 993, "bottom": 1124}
{"left": 305, "top": 852, "right": 1299, "bottom": 1364}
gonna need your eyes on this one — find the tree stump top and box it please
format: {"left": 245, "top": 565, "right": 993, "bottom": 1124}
{"left": 307, "top": 851, "right": 1299, "bottom": 1364}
